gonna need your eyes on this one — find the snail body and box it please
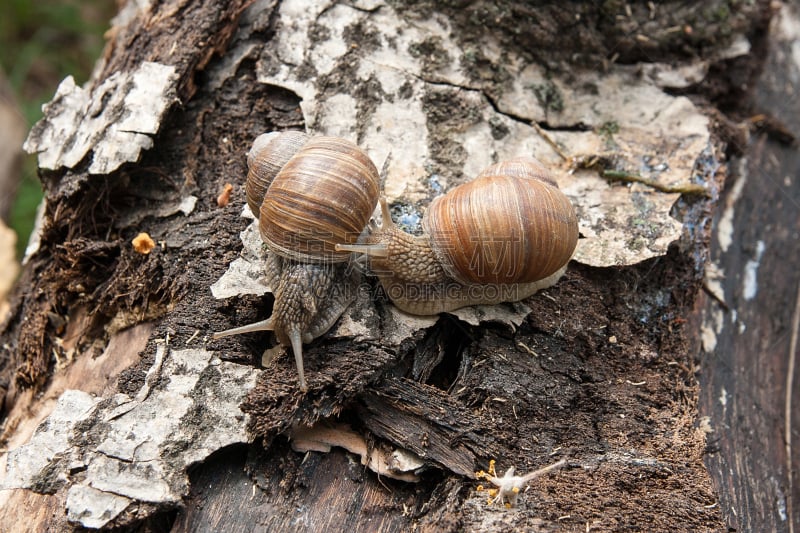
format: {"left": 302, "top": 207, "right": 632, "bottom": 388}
{"left": 214, "top": 132, "right": 380, "bottom": 391}
{"left": 338, "top": 158, "right": 578, "bottom": 315}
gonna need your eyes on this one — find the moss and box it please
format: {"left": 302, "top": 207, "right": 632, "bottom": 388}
{"left": 408, "top": 36, "right": 451, "bottom": 75}
{"left": 307, "top": 22, "right": 331, "bottom": 43}
{"left": 342, "top": 19, "right": 381, "bottom": 52}
{"left": 488, "top": 116, "right": 510, "bottom": 140}
{"left": 530, "top": 81, "right": 564, "bottom": 114}
{"left": 597, "top": 121, "right": 620, "bottom": 148}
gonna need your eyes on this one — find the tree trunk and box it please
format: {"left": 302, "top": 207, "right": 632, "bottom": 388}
{"left": 1, "top": 1, "right": 796, "bottom": 531}
{"left": 697, "top": 6, "right": 800, "bottom": 531}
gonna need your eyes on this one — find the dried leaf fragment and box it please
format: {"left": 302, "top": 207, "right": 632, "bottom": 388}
{"left": 288, "top": 422, "right": 424, "bottom": 482}
{"left": 132, "top": 232, "right": 155, "bottom": 254}
{"left": 217, "top": 183, "right": 233, "bottom": 207}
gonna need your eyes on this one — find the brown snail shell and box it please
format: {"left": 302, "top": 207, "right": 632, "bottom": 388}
{"left": 258, "top": 136, "right": 381, "bottom": 263}
{"left": 425, "top": 158, "right": 578, "bottom": 285}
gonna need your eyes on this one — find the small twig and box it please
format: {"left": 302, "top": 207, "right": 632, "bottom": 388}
{"left": 516, "top": 341, "right": 538, "bottom": 357}
{"left": 517, "top": 459, "right": 567, "bottom": 484}
{"left": 602, "top": 170, "right": 710, "bottom": 197}
{"left": 702, "top": 283, "right": 731, "bottom": 311}
{"left": 785, "top": 282, "right": 799, "bottom": 533}
{"left": 104, "top": 340, "right": 167, "bottom": 421}
{"left": 531, "top": 122, "right": 570, "bottom": 161}
{"left": 185, "top": 329, "right": 200, "bottom": 345}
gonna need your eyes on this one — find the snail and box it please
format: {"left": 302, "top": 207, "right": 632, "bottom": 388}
{"left": 213, "top": 131, "right": 380, "bottom": 391}
{"left": 337, "top": 157, "right": 578, "bottom": 315}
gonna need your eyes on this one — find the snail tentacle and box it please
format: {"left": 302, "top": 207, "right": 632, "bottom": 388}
{"left": 287, "top": 328, "right": 306, "bottom": 392}
{"left": 212, "top": 317, "right": 275, "bottom": 339}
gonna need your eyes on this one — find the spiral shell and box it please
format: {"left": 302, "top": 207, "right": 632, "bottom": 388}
{"left": 423, "top": 157, "right": 578, "bottom": 285}
{"left": 246, "top": 133, "right": 381, "bottom": 263}
{"left": 245, "top": 131, "right": 309, "bottom": 217}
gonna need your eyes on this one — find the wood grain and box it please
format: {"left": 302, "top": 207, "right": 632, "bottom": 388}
{"left": 697, "top": 7, "right": 800, "bottom": 531}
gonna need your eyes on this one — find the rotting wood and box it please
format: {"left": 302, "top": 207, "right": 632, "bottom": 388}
{"left": 0, "top": 0, "right": 793, "bottom": 531}
{"left": 696, "top": 6, "right": 800, "bottom": 530}
{"left": 174, "top": 443, "right": 429, "bottom": 532}
{"left": 357, "top": 377, "right": 485, "bottom": 477}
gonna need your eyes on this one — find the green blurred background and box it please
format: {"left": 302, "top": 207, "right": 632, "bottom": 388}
{"left": 0, "top": 0, "right": 116, "bottom": 259}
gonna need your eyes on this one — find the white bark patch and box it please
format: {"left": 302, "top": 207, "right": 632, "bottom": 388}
{"left": 450, "top": 302, "right": 532, "bottom": 329}
{"left": 743, "top": 240, "right": 766, "bottom": 301}
{"left": 1, "top": 347, "right": 258, "bottom": 529}
{"left": 23, "top": 61, "right": 178, "bottom": 175}
{"left": 2, "top": 390, "right": 101, "bottom": 490}
{"left": 776, "top": 3, "right": 800, "bottom": 84}
{"left": 250, "top": 0, "right": 713, "bottom": 268}
{"left": 587, "top": 35, "right": 749, "bottom": 92}
{"left": 718, "top": 164, "right": 748, "bottom": 253}
{"left": 210, "top": 220, "right": 273, "bottom": 298}
{"left": 704, "top": 263, "right": 727, "bottom": 305}
{"left": 66, "top": 485, "right": 133, "bottom": 530}
{"left": 701, "top": 307, "right": 726, "bottom": 353}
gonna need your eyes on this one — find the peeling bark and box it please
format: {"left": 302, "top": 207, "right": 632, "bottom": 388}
{"left": 0, "top": 0, "right": 795, "bottom": 531}
{"left": 23, "top": 62, "right": 179, "bottom": 174}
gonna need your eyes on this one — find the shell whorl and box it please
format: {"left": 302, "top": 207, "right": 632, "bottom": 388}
{"left": 423, "top": 157, "right": 578, "bottom": 286}
{"left": 245, "top": 131, "right": 309, "bottom": 217}
{"left": 246, "top": 133, "right": 381, "bottom": 263}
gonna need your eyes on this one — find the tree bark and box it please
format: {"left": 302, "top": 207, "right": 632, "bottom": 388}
{"left": 697, "top": 6, "right": 800, "bottom": 530}
{"left": 1, "top": 1, "right": 796, "bottom": 531}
